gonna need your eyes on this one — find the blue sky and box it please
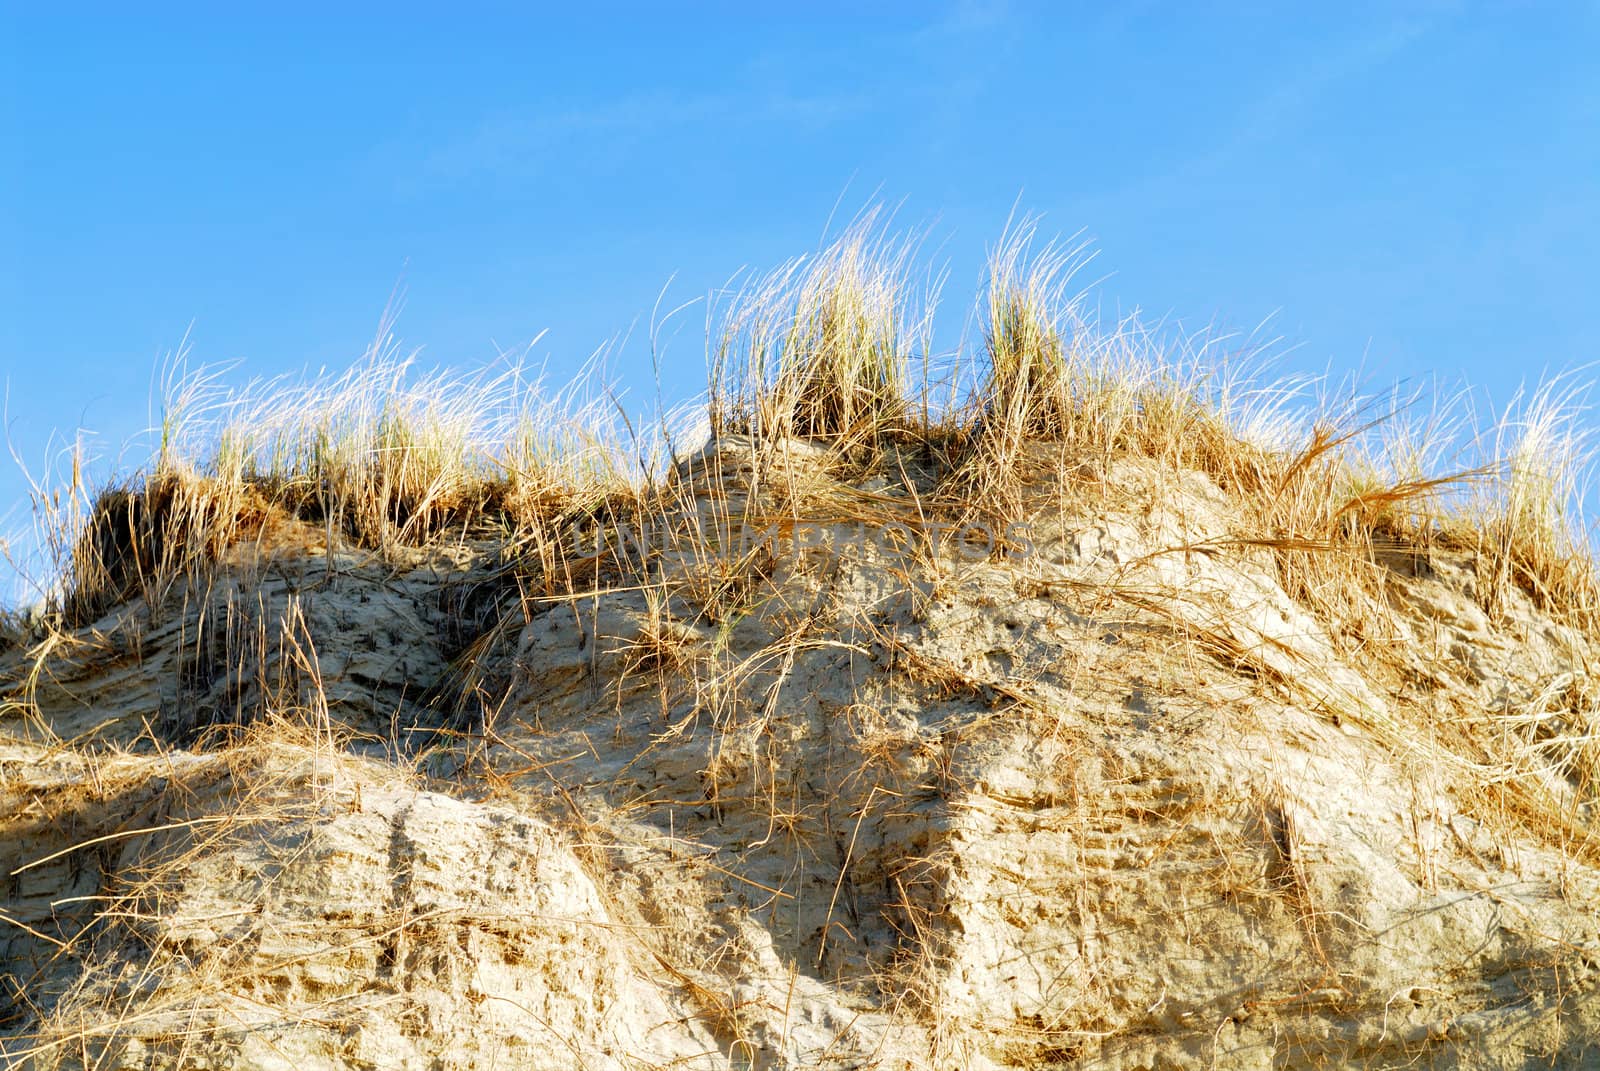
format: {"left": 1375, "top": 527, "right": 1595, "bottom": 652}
{"left": 3, "top": 3, "right": 1599, "bottom": 604}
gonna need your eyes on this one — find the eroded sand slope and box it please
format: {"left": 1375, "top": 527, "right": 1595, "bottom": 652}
{"left": 3, "top": 442, "right": 1598, "bottom": 1069}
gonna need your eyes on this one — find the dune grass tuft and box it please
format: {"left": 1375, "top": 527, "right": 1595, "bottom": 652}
{"left": 28, "top": 340, "right": 647, "bottom": 628}
{"left": 1474, "top": 373, "right": 1600, "bottom": 623}
{"left": 711, "top": 209, "right": 937, "bottom": 453}
{"left": 942, "top": 218, "right": 1089, "bottom": 517}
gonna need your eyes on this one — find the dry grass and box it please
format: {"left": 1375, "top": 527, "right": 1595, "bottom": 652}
{"left": 1471, "top": 373, "right": 1600, "bottom": 625}
{"left": 0, "top": 703, "right": 375, "bottom": 1066}
{"left": 18, "top": 326, "right": 649, "bottom": 634}
{"left": 5, "top": 208, "right": 1600, "bottom": 1067}
{"left": 11, "top": 211, "right": 1592, "bottom": 650}
{"left": 8, "top": 210, "right": 1598, "bottom": 800}
{"left": 940, "top": 218, "right": 1327, "bottom": 534}
{"left": 710, "top": 208, "right": 939, "bottom": 455}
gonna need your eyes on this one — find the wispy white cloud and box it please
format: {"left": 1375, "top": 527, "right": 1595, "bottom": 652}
{"left": 1212, "top": 18, "right": 1432, "bottom": 164}
{"left": 916, "top": 0, "right": 1012, "bottom": 40}
{"left": 412, "top": 3, "right": 1026, "bottom": 191}
{"left": 1075, "top": 15, "right": 1435, "bottom": 214}
{"left": 415, "top": 86, "right": 868, "bottom": 187}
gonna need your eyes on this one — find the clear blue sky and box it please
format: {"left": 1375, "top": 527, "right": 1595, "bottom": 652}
{"left": 3, "top": 3, "right": 1599, "bottom": 604}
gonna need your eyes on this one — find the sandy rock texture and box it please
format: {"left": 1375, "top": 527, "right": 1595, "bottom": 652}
{"left": 3, "top": 443, "right": 1598, "bottom": 1069}
{"left": 0, "top": 741, "right": 721, "bottom": 1070}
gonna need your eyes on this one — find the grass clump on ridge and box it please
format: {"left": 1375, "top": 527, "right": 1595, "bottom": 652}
{"left": 710, "top": 209, "right": 938, "bottom": 452}
{"left": 945, "top": 218, "right": 1088, "bottom": 517}
{"left": 1476, "top": 373, "right": 1600, "bottom": 622}
{"left": 23, "top": 332, "right": 640, "bottom": 629}
{"left": 942, "top": 216, "right": 1312, "bottom": 530}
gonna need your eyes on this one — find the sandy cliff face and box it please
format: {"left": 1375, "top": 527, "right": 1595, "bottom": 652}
{"left": 3, "top": 442, "right": 1598, "bottom": 1070}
